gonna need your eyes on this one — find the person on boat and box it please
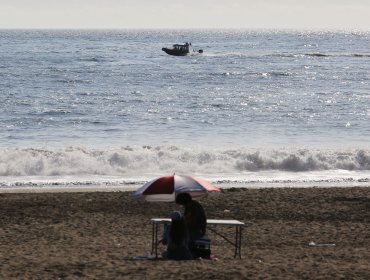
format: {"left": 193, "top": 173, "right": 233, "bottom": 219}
{"left": 185, "top": 42, "right": 191, "bottom": 52}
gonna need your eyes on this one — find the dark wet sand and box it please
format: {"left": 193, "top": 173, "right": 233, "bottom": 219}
{"left": 1, "top": 187, "right": 369, "bottom": 279}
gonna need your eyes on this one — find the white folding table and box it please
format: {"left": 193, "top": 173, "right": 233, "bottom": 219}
{"left": 151, "top": 218, "right": 245, "bottom": 258}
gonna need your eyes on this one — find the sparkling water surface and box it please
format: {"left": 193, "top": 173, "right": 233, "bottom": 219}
{"left": 0, "top": 29, "right": 369, "bottom": 188}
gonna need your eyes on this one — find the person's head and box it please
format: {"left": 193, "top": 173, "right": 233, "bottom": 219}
{"left": 175, "top": 193, "right": 192, "bottom": 205}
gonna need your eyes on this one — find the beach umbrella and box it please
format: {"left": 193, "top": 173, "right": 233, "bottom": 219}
{"left": 132, "top": 174, "right": 221, "bottom": 202}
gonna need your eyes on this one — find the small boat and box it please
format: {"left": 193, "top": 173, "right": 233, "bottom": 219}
{"left": 162, "top": 42, "right": 203, "bottom": 56}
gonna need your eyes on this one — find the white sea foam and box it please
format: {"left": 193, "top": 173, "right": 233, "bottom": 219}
{"left": 1, "top": 146, "right": 369, "bottom": 188}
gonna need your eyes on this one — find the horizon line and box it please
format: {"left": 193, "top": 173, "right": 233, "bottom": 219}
{"left": 1, "top": 27, "right": 369, "bottom": 32}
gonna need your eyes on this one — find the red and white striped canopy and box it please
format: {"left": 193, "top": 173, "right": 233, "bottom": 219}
{"left": 132, "top": 174, "right": 221, "bottom": 202}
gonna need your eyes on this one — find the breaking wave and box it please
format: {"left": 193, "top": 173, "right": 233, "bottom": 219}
{"left": 1, "top": 146, "right": 370, "bottom": 177}
{"left": 1, "top": 146, "right": 370, "bottom": 188}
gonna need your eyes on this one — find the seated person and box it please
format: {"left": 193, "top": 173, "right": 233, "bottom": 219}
{"left": 175, "top": 193, "right": 206, "bottom": 241}
{"left": 162, "top": 211, "right": 193, "bottom": 260}
{"left": 175, "top": 193, "right": 210, "bottom": 258}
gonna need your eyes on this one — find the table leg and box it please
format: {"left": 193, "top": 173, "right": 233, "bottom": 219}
{"left": 154, "top": 223, "right": 159, "bottom": 258}
{"left": 151, "top": 222, "right": 160, "bottom": 258}
{"left": 233, "top": 225, "right": 242, "bottom": 258}
{"left": 234, "top": 225, "right": 238, "bottom": 258}
{"left": 151, "top": 222, "right": 155, "bottom": 256}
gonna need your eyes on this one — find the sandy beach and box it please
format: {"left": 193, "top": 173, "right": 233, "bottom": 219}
{"left": 1, "top": 187, "right": 369, "bottom": 279}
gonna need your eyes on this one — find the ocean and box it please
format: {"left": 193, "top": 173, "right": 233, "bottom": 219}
{"left": 1, "top": 29, "right": 369, "bottom": 190}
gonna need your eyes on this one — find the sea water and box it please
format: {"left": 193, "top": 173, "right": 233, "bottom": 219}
{"left": 0, "top": 29, "right": 369, "bottom": 190}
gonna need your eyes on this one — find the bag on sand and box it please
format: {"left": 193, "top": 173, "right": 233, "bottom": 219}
{"left": 192, "top": 235, "right": 211, "bottom": 259}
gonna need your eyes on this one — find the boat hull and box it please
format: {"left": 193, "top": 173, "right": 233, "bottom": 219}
{"left": 162, "top": 48, "right": 189, "bottom": 56}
